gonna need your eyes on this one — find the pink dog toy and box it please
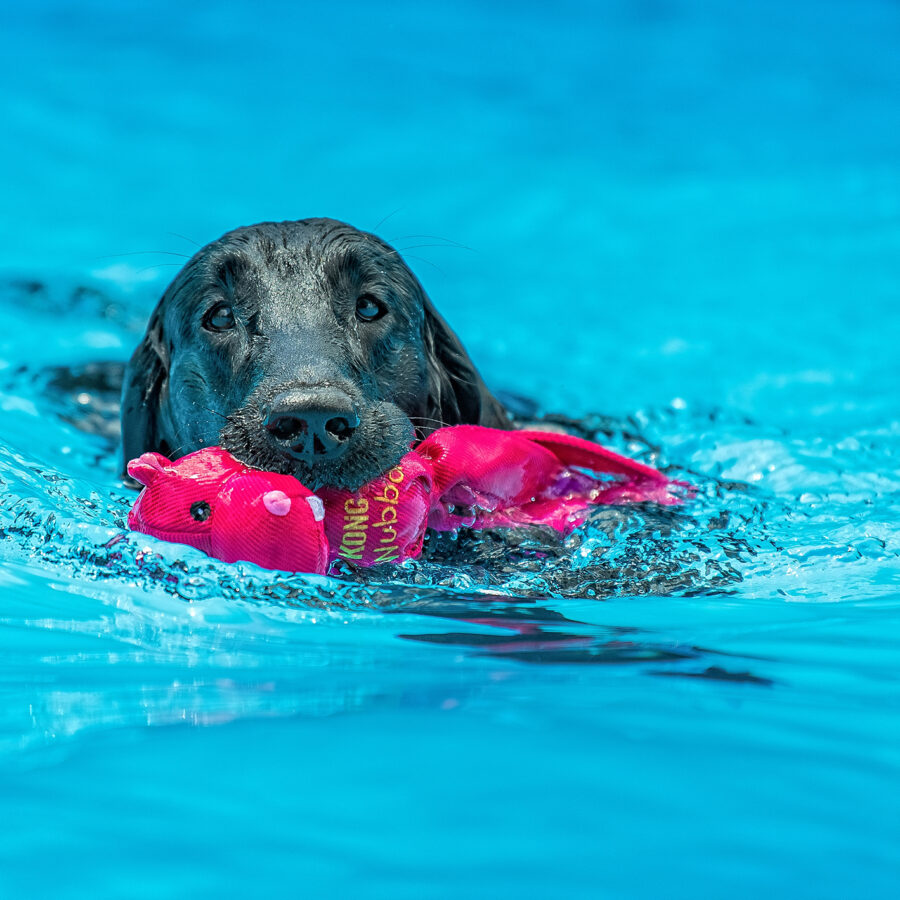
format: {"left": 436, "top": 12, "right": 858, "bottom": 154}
{"left": 127, "top": 425, "right": 678, "bottom": 575}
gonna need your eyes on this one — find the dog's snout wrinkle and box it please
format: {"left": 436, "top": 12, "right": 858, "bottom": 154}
{"left": 263, "top": 387, "right": 359, "bottom": 461}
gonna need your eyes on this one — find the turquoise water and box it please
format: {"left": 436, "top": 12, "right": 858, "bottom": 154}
{"left": 2, "top": 1, "right": 899, "bottom": 896}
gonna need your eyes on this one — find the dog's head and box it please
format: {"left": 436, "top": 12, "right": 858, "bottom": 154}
{"left": 121, "top": 219, "right": 507, "bottom": 489}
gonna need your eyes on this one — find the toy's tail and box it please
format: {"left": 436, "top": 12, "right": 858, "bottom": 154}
{"left": 514, "top": 430, "right": 669, "bottom": 483}
{"left": 416, "top": 425, "right": 683, "bottom": 535}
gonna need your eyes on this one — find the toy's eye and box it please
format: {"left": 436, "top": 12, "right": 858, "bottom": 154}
{"left": 190, "top": 500, "right": 212, "bottom": 522}
{"left": 356, "top": 294, "right": 386, "bottom": 322}
{"left": 203, "top": 303, "right": 236, "bottom": 332}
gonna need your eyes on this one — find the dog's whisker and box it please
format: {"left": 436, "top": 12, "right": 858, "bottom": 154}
{"left": 387, "top": 234, "right": 474, "bottom": 252}
{"left": 165, "top": 439, "right": 191, "bottom": 460}
{"left": 399, "top": 254, "right": 445, "bottom": 276}
{"left": 408, "top": 415, "right": 452, "bottom": 430}
{"left": 371, "top": 207, "right": 406, "bottom": 233}
{"left": 135, "top": 263, "right": 185, "bottom": 276}
{"left": 96, "top": 250, "right": 193, "bottom": 260}
{"left": 194, "top": 402, "right": 227, "bottom": 421}
{"left": 166, "top": 231, "right": 202, "bottom": 248}
{"left": 395, "top": 243, "right": 474, "bottom": 254}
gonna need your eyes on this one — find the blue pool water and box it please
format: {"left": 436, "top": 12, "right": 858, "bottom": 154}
{"left": 2, "top": 0, "right": 899, "bottom": 896}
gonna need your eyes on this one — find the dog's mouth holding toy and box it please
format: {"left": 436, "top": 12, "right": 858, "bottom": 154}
{"left": 215, "top": 389, "right": 416, "bottom": 493}
{"left": 127, "top": 425, "right": 684, "bottom": 576}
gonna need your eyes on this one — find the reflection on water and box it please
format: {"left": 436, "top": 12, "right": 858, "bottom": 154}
{"left": 395, "top": 595, "right": 775, "bottom": 682}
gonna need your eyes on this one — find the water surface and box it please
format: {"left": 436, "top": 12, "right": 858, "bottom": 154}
{"left": 1, "top": 1, "right": 899, "bottom": 897}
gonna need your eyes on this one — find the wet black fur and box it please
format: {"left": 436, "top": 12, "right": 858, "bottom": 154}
{"left": 121, "top": 218, "right": 509, "bottom": 489}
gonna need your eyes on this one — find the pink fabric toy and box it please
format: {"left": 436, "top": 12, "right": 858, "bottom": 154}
{"left": 127, "top": 425, "right": 678, "bottom": 575}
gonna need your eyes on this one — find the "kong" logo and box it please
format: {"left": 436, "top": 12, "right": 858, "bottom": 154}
{"left": 337, "top": 466, "right": 405, "bottom": 563}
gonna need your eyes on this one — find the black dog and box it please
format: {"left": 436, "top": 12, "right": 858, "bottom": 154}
{"left": 121, "top": 218, "right": 509, "bottom": 489}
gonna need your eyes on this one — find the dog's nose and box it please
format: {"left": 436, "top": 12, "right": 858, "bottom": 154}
{"left": 264, "top": 388, "right": 360, "bottom": 461}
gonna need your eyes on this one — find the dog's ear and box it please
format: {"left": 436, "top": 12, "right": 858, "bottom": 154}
{"left": 120, "top": 304, "right": 169, "bottom": 476}
{"left": 422, "top": 297, "right": 509, "bottom": 432}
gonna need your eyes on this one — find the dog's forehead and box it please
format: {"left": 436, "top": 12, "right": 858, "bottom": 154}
{"left": 199, "top": 224, "right": 398, "bottom": 301}
{"left": 199, "top": 223, "right": 419, "bottom": 320}
{"left": 214, "top": 221, "right": 390, "bottom": 276}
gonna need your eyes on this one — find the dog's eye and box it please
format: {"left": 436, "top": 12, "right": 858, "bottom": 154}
{"left": 203, "top": 303, "right": 236, "bottom": 332}
{"left": 356, "top": 294, "right": 386, "bottom": 322}
{"left": 190, "top": 500, "right": 212, "bottom": 522}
